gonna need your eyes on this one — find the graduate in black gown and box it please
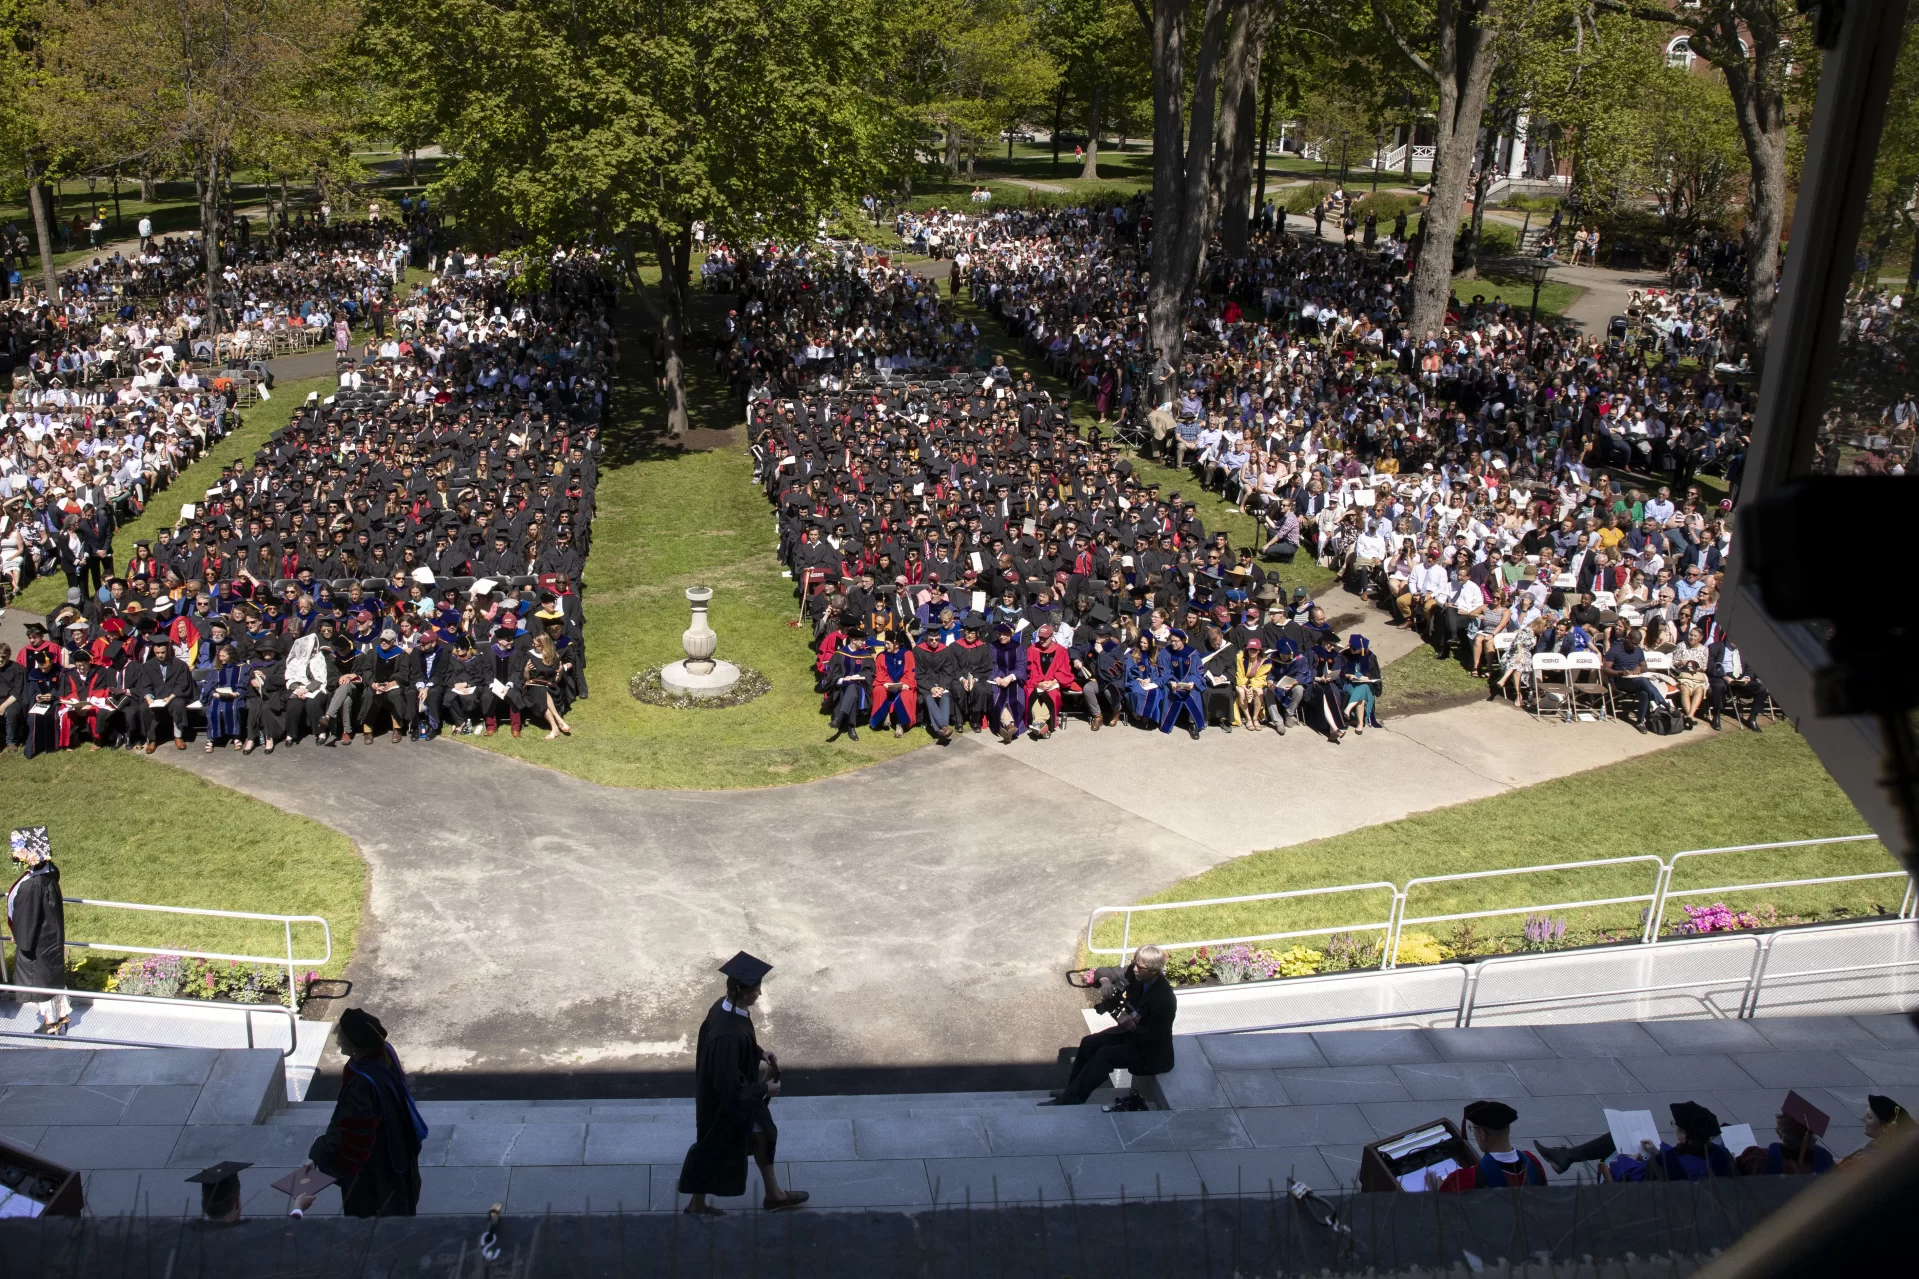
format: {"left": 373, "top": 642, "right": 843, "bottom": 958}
{"left": 301, "top": 1007, "right": 425, "bottom": 1216}
{"left": 678, "top": 952, "right": 810, "bottom": 1216}
{"left": 6, "top": 827, "right": 68, "bottom": 1033}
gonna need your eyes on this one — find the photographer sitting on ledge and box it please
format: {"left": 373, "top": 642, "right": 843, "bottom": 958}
{"left": 1048, "top": 945, "right": 1176, "bottom": 1108}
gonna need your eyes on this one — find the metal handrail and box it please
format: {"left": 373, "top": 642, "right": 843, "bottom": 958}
{"left": 0, "top": 981, "right": 300, "bottom": 1058}
{"left": 1084, "top": 882, "right": 1398, "bottom": 959}
{"left": 1389, "top": 855, "right": 1669, "bottom": 964}
{"left": 1653, "top": 836, "right": 1908, "bottom": 937}
{"left": 5, "top": 897, "right": 331, "bottom": 1012}
{"left": 1090, "top": 836, "right": 1905, "bottom": 974}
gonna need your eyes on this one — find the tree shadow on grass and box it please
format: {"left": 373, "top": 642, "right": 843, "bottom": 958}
{"left": 599, "top": 296, "right": 744, "bottom": 469}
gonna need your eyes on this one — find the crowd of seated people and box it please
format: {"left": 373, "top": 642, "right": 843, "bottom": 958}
{"left": 944, "top": 199, "right": 1846, "bottom": 737}
{"left": 726, "top": 241, "right": 1381, "bottom": 747}
{"left": 4, "top": 211, "right": 450, "bottom": 392}
{"left": 724, "top": 192, "right": 1905, "bottom": 746}
{"left": 1432, "top": 1092, "right": 1911, "bottom": 1193}
{"left": 0, "top": 247, "right": 614, "bottom": 757}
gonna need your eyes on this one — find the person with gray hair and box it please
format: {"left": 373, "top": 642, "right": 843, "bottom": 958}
{"left": 1047, "top": 945, "right": 1177, "bottom": 1108}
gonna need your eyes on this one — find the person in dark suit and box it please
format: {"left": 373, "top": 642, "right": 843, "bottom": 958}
{"left": 128, "top": 636, "right": 194, "bottom": 750}
{"left": 1048, "top": 945, "right": 1177, "bottom": 1107}
{"left": 1705, "top": 639, "right": 1770, "bottom": 731}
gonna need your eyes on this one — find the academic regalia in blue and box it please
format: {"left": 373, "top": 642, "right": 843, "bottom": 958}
{"left": 201, "top": 663, "right": 248, "bottom": 740}
{"left": 988, "top": 635, "right": 1027, "bottom": 733}
{"left": 1608, "top": 1142, "right": 1735, "bottom": 1183}
{"left": 827, "top": 643, "right": 874, "bottom": 728}
{"left": 1156, "top": 640, "right": 1205, "bottom": 735}
{"left": 1124, "top": 650, "right": 1164, "bottom": 722}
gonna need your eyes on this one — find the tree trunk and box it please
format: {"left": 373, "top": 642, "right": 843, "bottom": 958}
{"left": 1051, "top": 83, "right": 1066, "bottom": 170}
{"left": 1145, "top": 0, "right": 1236, "bottom": 375}
{"left": 1393, "top": 0, "right": 1501, "bottom": 343}
{"left": 25, "top": 166, "right": 58, "bottom": 300}
{"left": 945, "top": 126, "right": 961, "bottom": 175}
{"left": 279, "top": 177, "right": 291, "bottom": 230}
{"left": 139, "top": 173, "right": 157, "bottom": 203}
{"left": 1081, "top": 81, "right": 1105, "bottom": 181}
{"left": 200, "top": 152, "right": 225, "bottom": 341}
{"left": 1206, "top": 0, "right": 1271, "bottom": 241}
{"left": 1220, "top": 78, "right": 1260, "bottom": 259}
{"left": 653, "top": 221, "right": 694, "bottom": 438}
{"left": 1462, "top": 153, "right": 1491, "bottom": 278}
{"left": 1690, "top": 7, "right": 1790, "bottom": 362}
{"left": 1403, "top": 118, "right": 1415, "bottom": 181}
{"left": 1255, "top": 81, "right": 1273, "bottom": 215}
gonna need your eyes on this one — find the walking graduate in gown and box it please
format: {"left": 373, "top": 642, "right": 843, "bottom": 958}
{"left": 6, "top": 827, "right": 68, "bottom": 1033}
{"left": 678, "top": 951, "right": 810, "bottom": 1216}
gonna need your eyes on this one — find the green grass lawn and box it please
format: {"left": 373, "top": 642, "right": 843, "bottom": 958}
{"left": 1375, "top": 643, "right": 1490, "bottom": 719}
{"left": 1087, "top": 725, "right": 1899, "bottom": 962}
{"left": 0, "top": 749, "right": 363, "bottom": 981}
{"left": 15, "top": 375, "right": 337, "bottom": 616}
{"left": 458, "top": 323, "right": 925, "bottom": 789}
{"left": 1456, "top": 272, "right": 1584, "bottom": 320}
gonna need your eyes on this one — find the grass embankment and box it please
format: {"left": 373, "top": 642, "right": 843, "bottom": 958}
{"left": 1088, "top": 726, "right": 1899, "bottom": 961}
{"left": 16, "top": 376, "right": 339, "bottom": 616}
{"left": 0, "top": 750, "right": 363, "bottom": 981}
{"left": 945, "top": 290, "right": 1338, "bottom": 598}
{"left": 1376, "top": 642, "right": 1495, "bottom": 719}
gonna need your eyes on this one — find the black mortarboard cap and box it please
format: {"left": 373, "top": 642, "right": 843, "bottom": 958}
{"left": 1086, "top": 603, "right": 1114, "bottom": 625}
{"left": 719, "top": 951, "right": 772, "bottom": 986}
{"left": 1462, "top": 1100, "right": 1517, "bottom": 1130}
{"left": 1669, "top": 1100, "right": 1720, "bottom": 1138}
{"left": 187, "top": 1161, "right": 250, "bottom": 1217}
{"left": 187, "top": 1161, "right": 252, "bottom": 1184}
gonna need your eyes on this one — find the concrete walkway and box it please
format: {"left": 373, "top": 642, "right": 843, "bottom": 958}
{"left": 146, "top": 672, "right": 1690, "bottom": 1091}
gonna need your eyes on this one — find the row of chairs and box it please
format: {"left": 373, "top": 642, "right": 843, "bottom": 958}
{"left": 1495, "top": 633, "right": 1780, "bottom": 725}
{"left": 263, "top": 574, "right": 543, "bottom": 597}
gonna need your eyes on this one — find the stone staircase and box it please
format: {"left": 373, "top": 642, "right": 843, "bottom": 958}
{"left": 6, "top": 1014, "right": 1916, "bottom": 1222}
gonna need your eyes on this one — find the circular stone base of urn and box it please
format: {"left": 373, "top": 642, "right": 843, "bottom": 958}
{"left": 659, "top": 658, "right": 743, "bottom": 698}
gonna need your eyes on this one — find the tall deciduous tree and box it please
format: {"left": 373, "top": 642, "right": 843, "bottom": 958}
{"left": 1606, "top": 1, "right": 1809, "bottom": 358}
{"left": 1136, "top": 0, "right": 1240, "bottom": 385}
{"left": 1372, "top": 0, "right": 1505, "bottom": 343}
{"left": 392, "top": 0, "right": 902, "bottom": 437}
{"left": 1, "top": 0, "right": 63, "bottom": 298}
{"left": 39, "top": 0, "right": 359, "bottom": 330}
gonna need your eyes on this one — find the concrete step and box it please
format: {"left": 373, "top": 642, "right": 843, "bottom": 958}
{"left": 271, "top": 1090, "right": 1059, "bottom": 1128}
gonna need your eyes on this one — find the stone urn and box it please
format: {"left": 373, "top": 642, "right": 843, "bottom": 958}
{"left": 660, "top": 586, "right": 742, "bottom": 698}
{"left": 681, "top": 587, "right": 718, "bottom": 675}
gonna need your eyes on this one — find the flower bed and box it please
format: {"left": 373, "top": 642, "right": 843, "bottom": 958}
{"left": 628, "top": 664, "right": 771, "bottom": 709}
{"left": 1155, "top": 900, "right": 1898, "bottom": 987}
{"left": 77, "top": 955, "right": 316, "bottom": 1007}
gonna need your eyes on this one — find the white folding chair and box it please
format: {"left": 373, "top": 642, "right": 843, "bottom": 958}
{"left": 1565, "top": 650, "right": 1611, "bottom": 719}
{"left": 1493, "top": 632, "right": 1517, "bottom": 656}
{"left": 1529, "top": 651, "right": 1568, "bottom": 721}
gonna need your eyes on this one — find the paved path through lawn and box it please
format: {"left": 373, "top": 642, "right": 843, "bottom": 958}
{"left": 153, "top": 687, "right": 1687, "bottom": 1090}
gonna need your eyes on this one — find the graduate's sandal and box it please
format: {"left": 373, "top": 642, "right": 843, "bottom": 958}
{"left": 683, "top": 1202, "right": 724, "bottom": 1216}
{"left": 764, "top": 1191, "right": 809, "bottom": 1211}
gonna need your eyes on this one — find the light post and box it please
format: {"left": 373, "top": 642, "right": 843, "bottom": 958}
{"left": 1526, "top": 254, "right": 1552, "bottom": 355}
